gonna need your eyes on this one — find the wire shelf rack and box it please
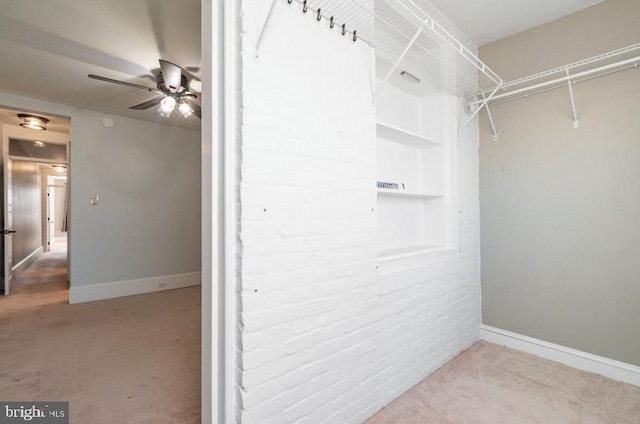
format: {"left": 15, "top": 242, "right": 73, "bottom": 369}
{"left": 286, "top": 0, "right": 504, "bottom": 96}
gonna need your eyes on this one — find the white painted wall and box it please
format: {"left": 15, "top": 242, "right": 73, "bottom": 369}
{"left": 0, "top": 92, "right": 202, "bottom": 303}
{"left": 237, "top": 1, "right": 482, "bottom": 422}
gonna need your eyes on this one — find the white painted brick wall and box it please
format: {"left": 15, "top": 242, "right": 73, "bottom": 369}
{"left": 238, "top": 1, "right": 481, "bottom": 422}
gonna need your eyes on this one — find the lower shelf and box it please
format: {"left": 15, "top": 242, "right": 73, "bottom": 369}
{"left": 379, "top": 244, "right": 443, "bottom": 260}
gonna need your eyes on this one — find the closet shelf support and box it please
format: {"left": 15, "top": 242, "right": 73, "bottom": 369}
{"left": 566, "top": 69, "right": 579, "bottom": 129}
{"left": 484, "top": 97, "right": 499, "bottom": 141}
{"left": 254, "top": 0, "right": 279, "bottom": 61}
{"left": 375, "top": 21, "right": 426, "bottom": 101}
{"left": 459, "top": 85, "right": 500, "bottom": 133}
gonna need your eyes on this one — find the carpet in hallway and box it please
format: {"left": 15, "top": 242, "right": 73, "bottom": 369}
{"left": 0, "top": 250, "right": 200, "bottom": 424}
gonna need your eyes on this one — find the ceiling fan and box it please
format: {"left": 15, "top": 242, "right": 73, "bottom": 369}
{"left": 88, "top": 59, "right": 201, "bottom": 119}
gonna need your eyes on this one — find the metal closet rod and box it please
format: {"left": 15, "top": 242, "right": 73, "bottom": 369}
{"left": 490, "top": 61, "right": 640, "bottom": 106}
{"left": 468, "top": 43, "right": 640, "bottom": 107}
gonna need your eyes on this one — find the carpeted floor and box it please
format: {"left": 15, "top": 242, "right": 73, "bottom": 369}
{"left": 366, "top": 341, "right": 640, "bottom": 424}
{"left": 0, "top": 246, "right": 201, "bottom": 424}
{"left": 4, "top": 247, "right": 639, "bottom": 424}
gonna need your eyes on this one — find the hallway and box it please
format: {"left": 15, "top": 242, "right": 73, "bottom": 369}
{"left": 1, "top": 240, "right": 68, "bottom": 314}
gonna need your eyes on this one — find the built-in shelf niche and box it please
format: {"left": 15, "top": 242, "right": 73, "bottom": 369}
{"left": 376, "top": 77, "right": 451, "bottom": 259}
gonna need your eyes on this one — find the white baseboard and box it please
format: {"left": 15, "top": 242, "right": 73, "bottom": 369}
{"left": 480, "top": 325, "right": 640, "bottom": 388}
{"left": 12, "top": 246, "right": 44, "bottom": 279}
{"left": 69, "top": 272, "right": 201, "bottom": 304}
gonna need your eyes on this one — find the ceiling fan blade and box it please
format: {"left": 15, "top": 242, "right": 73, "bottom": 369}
{"left": 88, "top": 74, "right": 163, "bottom": 94}
{"left": 186, "top": 99, "right": 201, "bottom": 119}
{"left": 159, "top": 59, "right": 183, "bottom": 91}
{"left": 129, "top": 96, "right": 165, "bottom": 110}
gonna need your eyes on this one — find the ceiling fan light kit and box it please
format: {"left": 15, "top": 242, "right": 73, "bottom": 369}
{"left": 178, "top": 100, "right": 194, "bottom": 118}
{"left": 87, "top": 59, "right": 201, "bottom": 119}
{"left": 158, "top": 96, "right": 177, "bottom": 117}
{"left": 18, "top": 114, "right": 49, "bottom": 130}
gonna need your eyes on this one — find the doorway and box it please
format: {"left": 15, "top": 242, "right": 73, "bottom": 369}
{"left": 0, "top": 108, "right": 70, "bottom": 302}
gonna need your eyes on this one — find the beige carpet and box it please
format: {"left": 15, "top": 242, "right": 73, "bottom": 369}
{"left": 367, "top": 341, "right": 640, "bottom": 424}
{"left": 0, "top": 247, "right": 201, "bottom": 424}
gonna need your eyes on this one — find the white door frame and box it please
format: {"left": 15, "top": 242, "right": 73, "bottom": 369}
{"left": 2, "top": 155, "right": 13, "bottom": 295}
{"left": 1, "top": 124, "right": 69, "bottom": 294}
{"left": 202, "top": 0, "right": 238, "bottom": 422}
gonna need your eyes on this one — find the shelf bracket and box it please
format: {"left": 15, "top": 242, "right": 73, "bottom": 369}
{"left": 459, "top": 85, "right": 500, "bottom": 133}
{"left": 484, "top": 94, "right": 499, "bottom": 141}
{"left": 374, "top": 21, "right": 426, "bottom": 102}
{"left": 254, "top": 0, "right": 279, "bottom": 62}
{"left": 566, "top": 68, "right": 579, "bottom": 128}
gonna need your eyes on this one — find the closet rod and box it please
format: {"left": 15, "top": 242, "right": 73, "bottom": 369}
{"left": 493, "top": 43, "right": 639, "bottom": 91}
{"left": 468, "top": 55, "right": 639, "bottom": 107}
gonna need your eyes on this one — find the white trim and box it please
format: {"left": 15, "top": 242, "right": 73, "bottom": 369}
{"left": 480, "top": 325, "right": 640, "bottom": 388}
{"left": 201, "top": 0, "right": 215, "bottom": 422}
{"left": 68, "top": 272, "right": 201, "bottom": 304}
{"left": 12, "top": 246, "right": 44, "bottom": 278}
{"left": 223, "top": 0, "right": 239, "bottom": 422}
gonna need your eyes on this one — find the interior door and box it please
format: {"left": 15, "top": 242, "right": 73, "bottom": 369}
{"left": 3, "top": 157, "right": 13, "bottom": 295}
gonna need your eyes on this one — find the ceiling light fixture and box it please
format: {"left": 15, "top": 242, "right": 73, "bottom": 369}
{"left": 52, "top": 165, "right": 67, "bottom": 173}
{"left": 178, "top": 100, "right": 193, "bottom": 118}
{"left": 33, "top": 141, "right": 46, "bottom": 148}
{"left": 18, "top": 114, "right": 49, "bottom": 130}
{"left": 158, "top": 96, "right": 176, "bottom": 117}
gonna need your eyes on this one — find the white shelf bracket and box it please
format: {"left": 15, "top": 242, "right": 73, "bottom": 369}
{"left": 485, "top": 98, "right": 499, "bottom": 141}
{"left": 458, "top": 85, "right": 500, "bottom": 133}
{"left": 566, "top": 68, "right": 579, "bottom": 128}
{"left": 254, "top": 0, "right": 279, "bottom": 62}
{"left": 374, "top": 22, "right": 426, "bottom": 101}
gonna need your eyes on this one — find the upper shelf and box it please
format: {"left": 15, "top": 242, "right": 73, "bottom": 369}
{"left": 377, "top": 122, "right": 439, "bottom": 148}
{"left": 290, "top": 0, "right": 504, "bottom": 97}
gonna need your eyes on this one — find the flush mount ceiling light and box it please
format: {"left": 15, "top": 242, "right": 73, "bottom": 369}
{"left": 18, "top": 114, "right": 49, "bottom": 131}
{"left": 52, "top": 164, "right": 67, "bottom": 173}
{"left": 33, "top": 140, "right": 46, "bottom": 147}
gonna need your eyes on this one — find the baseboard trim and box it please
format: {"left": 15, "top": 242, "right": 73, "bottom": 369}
{"left": 69, "top": 272, "right": 201, "bottom": 304}
{"left": 480, "top": 325, "right": 640, "bottom": 388}
{"left": 12, "top": 246, "right": 44, "bottom": 280}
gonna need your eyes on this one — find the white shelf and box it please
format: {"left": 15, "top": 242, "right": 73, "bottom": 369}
{"left": 377, "top": 189, "right": 441, "bottom": 198}
{"left": 379, "top": 244, "right": 444, "bottom": 260}
{"left": 377, "top": 122, "right": 439, "bottom": 148}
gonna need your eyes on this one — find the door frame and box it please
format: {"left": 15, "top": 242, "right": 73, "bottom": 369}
{"left": 1, "top": 123, "right": 70, "bottom": 295}
{"left": 202, "top": 0, "right": 238, "bottom": 422}
{"left": 44, "top": 177, "right": 68, "bottom": 253}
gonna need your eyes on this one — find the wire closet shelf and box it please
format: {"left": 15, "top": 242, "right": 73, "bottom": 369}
{"left": 468, "top": 43, "right": 640, "bottom": 107}
{"left": 285, "top": 0, "right": 504, "bottom": 97}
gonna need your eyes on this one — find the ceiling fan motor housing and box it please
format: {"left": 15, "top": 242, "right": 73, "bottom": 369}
{"left": 157, "top": 72, "right": 190, "bottom": 93}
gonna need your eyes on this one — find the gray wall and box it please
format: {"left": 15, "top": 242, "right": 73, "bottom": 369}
{"left": 12, "top": 160, "right": 42, "bottom": 265}
{"left": 70, "top": 111, "right": 201, "bottom": 286}
{"left": 479, "top": 0, "right": 640, "bottom": 366}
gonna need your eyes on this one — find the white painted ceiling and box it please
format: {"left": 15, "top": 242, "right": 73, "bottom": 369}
{"left": 0, "top": 0, "right": 603, "bottom": 131}
{"left": 0, "top": 0, "right": 200, "bottom": 131}
{"left": 429, "top": 0, "right": 604, "bottom": 46}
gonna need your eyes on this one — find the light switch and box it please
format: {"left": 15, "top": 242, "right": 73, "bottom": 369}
{"left": 90, "top": 193, "right": 100, "bottom": 205}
